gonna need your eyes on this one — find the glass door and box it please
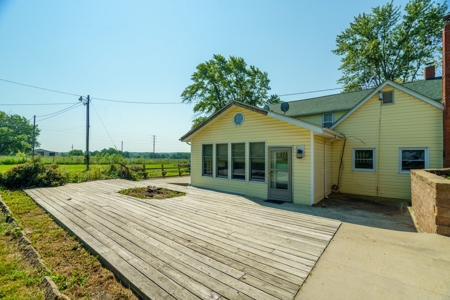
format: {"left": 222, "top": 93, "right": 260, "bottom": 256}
{"left": 268, "top": 147, "right": 292, "bottom": 202}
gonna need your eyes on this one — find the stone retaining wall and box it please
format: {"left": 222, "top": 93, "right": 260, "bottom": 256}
{"left": 411, "top": 169, "right": 450, "bottom": 236}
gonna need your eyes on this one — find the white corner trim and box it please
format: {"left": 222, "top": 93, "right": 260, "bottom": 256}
{"left": 331, "top": 80, "right": 444, "bottom": 130}
{"left": 310, "top": 131, "right": 315, "bottom": 205}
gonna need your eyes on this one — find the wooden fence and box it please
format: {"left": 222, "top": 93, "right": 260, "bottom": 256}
{"left": 120, "top": 163, "right": 190, "bottom": 179}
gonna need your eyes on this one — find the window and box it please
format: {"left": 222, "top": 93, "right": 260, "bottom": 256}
{"left": 250, "top": 142, "right": 265, "bottom": 181}
{"left": 352, "top": 148, "right": 376, "bottom": 172}
{"left": 399, "top": 148, "right": 428, "bottom": 173}
{"left": 232, "top": 143, "right": 245, "bottom": 179}
{"left": 381, "top": 91, "right": 394, "bottom": 104}
{"left": 233, "top": 113, "right": 244, "bottom": 125}
{"left": 216, "top": 144, "right": 228, "bottom": 177}
{"left": 322, "top": 113, "right": 334, "bottom": 128}
{"left": 202, "top": 144, "right": 213, "bottom": 176}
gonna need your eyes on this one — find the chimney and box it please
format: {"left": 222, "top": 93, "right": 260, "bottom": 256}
{"left": 424, "top": 65, "right": 435, "bottom": 80}
{"left": 443, "top": 14, "right": 450, "bottom": 167}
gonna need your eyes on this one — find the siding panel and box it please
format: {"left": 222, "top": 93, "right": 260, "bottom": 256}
{"left": 191, "top": 106, "right": 312, "bottom": 205}
{"left": 331, "top": 86, "right": 443, "bottom": 199}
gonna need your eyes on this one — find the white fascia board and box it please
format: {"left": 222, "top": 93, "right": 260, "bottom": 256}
{"left": 317, "top": 128, "right": 344, "bottom": 140}
{"left": 331, "top": 80, "right": 444, "bottom": 130}
{"left": 267, "top": 111, "right": 323, "bottom": 133}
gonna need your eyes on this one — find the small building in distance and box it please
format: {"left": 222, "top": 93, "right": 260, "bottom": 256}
{"left": 35, "top": 148, "right": 59, "bottom": 157}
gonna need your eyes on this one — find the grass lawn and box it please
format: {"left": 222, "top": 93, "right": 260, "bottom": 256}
{"left": 0, "top": 190, "right": 137, "bottom": 299}
{"left": 0, "top": 216, "right": 42, "bottom": 299}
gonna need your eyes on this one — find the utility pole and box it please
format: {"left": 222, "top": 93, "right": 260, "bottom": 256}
{"left": 153, "top": 135, "right": 156, "bottom": 154}
{"left": 72, "top": 144, "right": 73, "bottom": 151}
{"left": 79, "top": 95, "right": 90, "bottom": 171}
{"left": 121, "top": 141, "right": 123, "bottom": 153}
{"left": 32, "top": 115, "right": 36, "bottom": 160}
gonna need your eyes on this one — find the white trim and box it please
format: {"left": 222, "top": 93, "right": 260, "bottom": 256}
{"left": 215, "top": 143, "right": 228, "bottom": 179}
{"left": 331, "top": 80, "right": 444, "bottom": 129}
{"left": 322, "top": 112, "right": 334, "bottom": 128}
{"left": 352, "top": 148, "right": 376, "bottom": 172}
{"left": 398, "top": 147, "right": 429, "bottom": 174}
{"left": 202, "top": 144, "right": 213, "bottom": 177}
{"left": 310, "top": 131, "right": 315, "bottom": 205}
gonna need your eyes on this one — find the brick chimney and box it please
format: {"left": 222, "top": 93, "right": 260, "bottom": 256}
{"left": 424, "top": 65, "right": 435, "bottom": 80}
{"left": 444, "top": 14, "right": 450, "bottom": 167}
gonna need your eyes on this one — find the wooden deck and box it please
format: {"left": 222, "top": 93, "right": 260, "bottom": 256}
{"left": 25, "top": 179, "right": 341, "bottom": 300}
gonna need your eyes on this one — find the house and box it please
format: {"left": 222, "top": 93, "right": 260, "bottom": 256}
{"left": 35, "top": 148, "right": 58, "bottom": 157}
{"left": 179, "top": 17, "right": 450, "bottom": 205}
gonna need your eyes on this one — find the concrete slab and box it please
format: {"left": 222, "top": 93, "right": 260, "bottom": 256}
{"left": 296, "top": 223, "right": 450, "bottom": 300}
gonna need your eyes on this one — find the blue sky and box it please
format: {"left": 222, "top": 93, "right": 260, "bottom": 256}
{"left": 0, "top": 0, "right": 442, "bottom": 153}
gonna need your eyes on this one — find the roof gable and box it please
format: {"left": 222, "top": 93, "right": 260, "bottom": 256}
{"left": 330, "top": 80, "right": 444, "bottom": 129}
{"left": 180, "top": 101, "right": 343, "bottom": 142}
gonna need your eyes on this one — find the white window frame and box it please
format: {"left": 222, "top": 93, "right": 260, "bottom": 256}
{"left": 231, "top": 142, "right": 246, "bottom": 180}
{"left": 322, "top": 113, "right": 334, "bottom": 128}
{"left": 398, "top": 147, "right": 429, "bottom": 174}
{"left": 352, "top": 148, "right": 376, "bottom": 172}
{"left": 216, "top": 143, "right": 228, "bottom": 178}
{"left": 381, "top": 90, "right": 394, "bottom": 105}
{"left": 249, "top": 142, "right": 265, "bottom": 182}
{"left": 202, "top": 144, "right": 213, "bottom": 177}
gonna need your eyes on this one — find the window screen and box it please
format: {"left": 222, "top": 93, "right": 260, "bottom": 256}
{"left": 202, "top": 144, "right": 213, "bottom": 176}
{"left": 232, "top": 143, "right": 245, "bottom": 180}
{"left": 216, "top": 144, "right": 228, "bottom": 177}
{"left": 250, "top": 142, "right": 265, "bottom": 181}
{"left": 353, "top": 149, "right": 375, "bottom": 171}
{"left": 382, "top": 91, "right": 393, "bottom": 104}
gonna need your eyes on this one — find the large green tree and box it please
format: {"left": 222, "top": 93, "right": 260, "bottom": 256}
{"left": 333, "top": 0, "right": 448, "bottom": 92}
{"left": 181, "top": 54, "right": 280, "bottom": 127}
{"left": 0, "top": 111, "right": 40, "bottom": 155}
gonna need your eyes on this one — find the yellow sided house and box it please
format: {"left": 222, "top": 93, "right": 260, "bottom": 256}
{"left": 180, "top": 72, "right": 445, "bottom": 205}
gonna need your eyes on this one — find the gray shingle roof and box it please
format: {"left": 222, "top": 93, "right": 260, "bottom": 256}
{"left": 269, "top": 78, "right": 442, "bottom": 117}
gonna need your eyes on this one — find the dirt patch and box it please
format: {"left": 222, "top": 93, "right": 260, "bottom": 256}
{"left": 317, "top": 193, "right": 410, "bottom": 215}
{"left": 119, "top": 186, "right": 186, "bottom": 200}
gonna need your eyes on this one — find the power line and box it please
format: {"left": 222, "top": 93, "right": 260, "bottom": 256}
{"left": 278, "top": 87, "right": 344, "bottom": 97}
{"left": 37, "top": 103, "right": 82, "bottom": 122}
{"left": 36, "top": 102, "right": 80, "bottom": 118}
{"left": 0, "top": 102, "right": 79, "bottom": 106}
{"left": 1, "top": 77, "right": 347, "bottom": 105}
{"left": 0, "top": 78, "right": 80, "bottom": 97}
{"left": 92, "top": 97, "right": 184, "bottom": 105}
{"left": 91, "top": 101, "right": 118, "bottom": 149}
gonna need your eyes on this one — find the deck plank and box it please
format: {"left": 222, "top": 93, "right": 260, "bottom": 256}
{"left": 25, "top": 179, "right": 340, "bottom": 300}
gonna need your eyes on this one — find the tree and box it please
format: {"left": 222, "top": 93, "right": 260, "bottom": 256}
{"left": 181, "top": 54, "right": 280, "bottom": 126}
{"left": 68, "top": 149, "right": 84, "bottom": 156}
{"left": 333, "top": 0, "right": 448, "bottom": 92}
{"left": 0, "top": 111, "right": 40, "bottom": 155}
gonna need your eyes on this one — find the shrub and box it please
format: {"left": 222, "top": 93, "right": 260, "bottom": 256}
{"left": 0, "top": 160, "right": 66, "bottom": 189}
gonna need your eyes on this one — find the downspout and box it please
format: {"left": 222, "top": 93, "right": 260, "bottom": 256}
{"left": 324, "top": 135, "right": 340, "bottom": 199}
{"left": 377, "top": 97, "right": 382, "bottom": 197}
{"left": 185, "top": 142, "right": 192, "bottom": 186}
